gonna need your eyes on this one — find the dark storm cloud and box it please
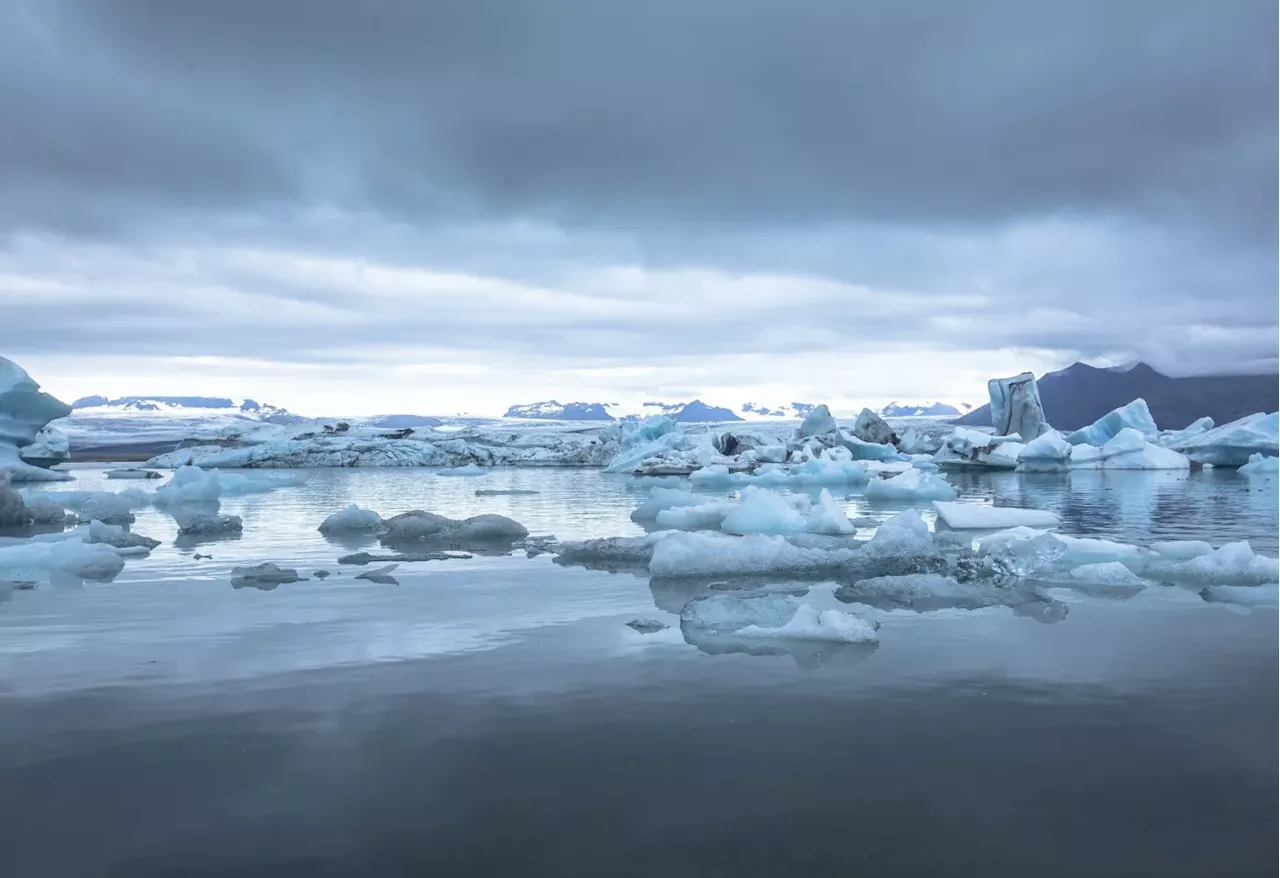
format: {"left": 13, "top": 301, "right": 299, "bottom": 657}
{"left": 4, "top": 0, "right": 1274, "bottom": 237}
{"left": 0, "top": 0, "right": 1276, "bottom": 388}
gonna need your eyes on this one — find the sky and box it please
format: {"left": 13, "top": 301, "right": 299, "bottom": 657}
{"left": 2, "top": 0, "right": 1276, "bottom": 417}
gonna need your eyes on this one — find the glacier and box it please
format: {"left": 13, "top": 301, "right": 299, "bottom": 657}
{"left": 0, "top": 357, "right": 73, "bottom": 482}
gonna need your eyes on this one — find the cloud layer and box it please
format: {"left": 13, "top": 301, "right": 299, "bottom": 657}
{"left": 2, "top": 0, "right": 1275, "bottom": 414}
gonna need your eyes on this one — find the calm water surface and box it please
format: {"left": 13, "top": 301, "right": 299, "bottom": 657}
{"left": 1, "top": 466, "right": 1276, "bottom": 877}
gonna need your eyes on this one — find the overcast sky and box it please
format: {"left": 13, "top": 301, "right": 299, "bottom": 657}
{"left": 2, "top": 0, "right": 1275, "bottom": 416}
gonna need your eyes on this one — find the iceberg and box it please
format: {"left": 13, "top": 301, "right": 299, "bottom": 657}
{"left": 851, "top": 408, "right": 896, "bottom": 445}
{"left": 720, "top": 487, "right": 810, "bottom": 535}
{"left": 553, "top": 533, "right": 666, "bottom": 573}
{"left": 934, "top": 428, "right": 1025, "bottom": 469}
{"left": 318, "top": 504, "right": 385, "bottom": 533}
{"left": 630, "top": 487, "right": 707, "bottom": 522}
{"left": 987, "top": 372, "right": 1051, "bottom": 441}
{"left": 1164, "top": 412, "right": 1279, "bottom": 467}
{"left": 0, "top": 357, "right": 73, "bottom": 482}
{"left": 1066, "top": 399, "right": 1159, "bottom": 446}
{"left": 797, "top": 404, "right": 838, "bottom": 437}
{"left": 18, "top": 424, "right": 70, "bottom": 466}
{"left": 173, "top": 509, "right": 244, "bottom": 538}
{"left": 680, "top": 594, "right": 879, "bottom": 644}
{"left": 379, "top": 510, "right": 528, "bottom": 551}
{"left": 648, "top": 487, "right": 855, "bottom": 537}
{"left": 864, "top": 468, "right": 957, "bottom": 501}
{"left": 1015, "top": 430, "right": 1072, "bottom": 473}
{"left": 1095, "top": 428, "right": 1189, "bottom": 470}
{"left": 83, "top": 520, "right": 160, "bottom": 555}
{"left": 806, "top": 488, "right": 856, "bottom": 535}
{"left": 933, "top": 501, "right": 1060, "bottom": 530}
{"left": 649, "top": 531, "right": 860, "bottom": 578}
{"left": 1156, "top": 416, "right": 1215, "bottom": 448}
{"left": 1146, "top": 541, "right": 1280, "bottom": 587}
{"left": 1238, "top": 453, "right": 1278, "bottom": 476}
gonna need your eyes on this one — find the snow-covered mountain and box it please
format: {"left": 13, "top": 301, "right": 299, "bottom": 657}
{"left": 740, "top": 402, "right": 817, "bottom": 420}
{"left": 70, "top": 395, "right": 296, "bottom": 420}
{"left": 878, "top": 401, "right": 972, "bottom": 418}
{"left": 504, "top": 400, "right": 616, "bottom": 421}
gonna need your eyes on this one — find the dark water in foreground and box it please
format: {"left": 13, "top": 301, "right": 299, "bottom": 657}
{"left": 1, "top": 467, "right": 1276, "bottom": 876}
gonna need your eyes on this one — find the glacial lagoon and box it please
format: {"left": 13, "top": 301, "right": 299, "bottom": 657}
{"left": 1, "top": 464, "right": 1276, "bottom": 877}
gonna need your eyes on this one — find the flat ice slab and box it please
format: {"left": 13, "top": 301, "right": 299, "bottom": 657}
{"left": 933, "top": 501, "right": 1060, "bottom": 530}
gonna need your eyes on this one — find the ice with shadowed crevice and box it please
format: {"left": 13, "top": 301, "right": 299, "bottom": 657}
{"left": 1066, "top": 398, "right": 1159, "bottom": 446}
{"left": 1163, "top": 412, "right": 1278, "bottom": 467}
{"left": 83, "top": 520, "right": 160, "bottom": 555}
{"left": 0, "top": 539, "right": 125, "bottom": 582}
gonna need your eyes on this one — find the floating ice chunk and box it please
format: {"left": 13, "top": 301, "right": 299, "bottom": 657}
{"left": 1200, "top": 583, "right": 1279, "bottom": 610}
{"left": 355, "top": 563, "right": 400, "bottom": 583}
{"left": 105, "top": 468, "right": 163, "bottom": 480}
{"left": 381, "top": 510, "right": 454, "bottom": 540}
{"left": 897, "top": 427, "right": 943, "bottom": 455}
{"left": 18, "top": 424, "right": 70, "bottom": 466}
{"left": 650, "top": 532, "right": 858, "bottom": 578}
{"left": 1150, "top": 541, "right": 1280, "bottom": 586}
{"left": 338, "top": 550, "right": 470, "bottom": 564}
{"left": 437, "top": 463, "right": 488, "bottom": 477}
{"left": 720, "top": 487, "right": 810, "bottom": 535}
{"left": 453, "top": 514, "right": 529, "bottom": 541}
{"left": 1066, "top": 561, "right": 1146, "bottom": 585}
{"left": 173, "top": 509, "right": 244, "bottom": 537}
{"left": 380, "top": 510, "right": 528, "bottom": 547}
{"left": 1069, "top": 444, "right": 1103, "bottom": 468}
{"left": 554, "top": 533, "right": 667, "bottom": 572}
{"left": 736, "top": 603, "right": 880, "bottom": 644}
{"left": 689, "top": 459, "right": 870, "bottom": 488}
{"left": 153, "top": 465, "right": 221, "bottom": 505}
{"left": 1165, "top": 412, "right": 1279, "bottom": 467}
{"left": 1066, "top": 399, "right": 1158, "bottom": 446}
{"left": 230, "top": 562, "right": 303, "bottom": 590}
{"left": 837, "top": 432, "right": 907, "bottom": 462}
{"left": 864, "top": 468, "right": 957, "bottom": 501}
{"left": 1053, "top": 534, "right": 1147, "bottom": 567}
{"left": 798, "top": 404, "right": 838, "bottom": 437}
{"left": 806, "top": 489, "right": 855, "bottom": 535}
{"left": 318, "top": 504, "right": 385, "bottom": 533}
{"left": 1238, "top": 453, "right": 1279, "bottom": 476}
{"left": 654, "top": 499, "right": 734, "bottom": 532}
{"left": 933, "top": 501, "right": 1059, "bottom": 530}
{"left": 84, "top": 520, "right": 160, "bottom": 554}
{"left": 1149, "top": 540, "right": 1214, "bottom": 560}
{"left": 987, "top": 372, "right": 1051, "bottom": 440}
{"left": 631, "top": 487, "right": 705, "bottom": 522}
{"left": 851, "top": 408, "right": 896, "bottom": 445}
{"left": 626, "top": 618, "right": 668, "bottom": 633}
{"left": 1156, "top": 417, "right": 1215, "bottom": 448}
{"left": 935, "top": 428, "right": 1026, "bottom": 469}
{"left": 836, "top": 573, "right": 1054, "bottom": 613}
{"left": 13, "top": 490, "right": 71, "bottom": 525}
{"left": 1015, "top": 430, "right": 1072, "bottom": 473}
{"left": 475, "top": 489, "right": 541, "bottom": 496}
{"left": 0, "top": 540, "right": 125, "bottom": 581}
{"left": 1097, "top": 429, "right": 1190, "bottom": 470}
{"left": 77, "top": 492, "right": 149, "bottom": 524}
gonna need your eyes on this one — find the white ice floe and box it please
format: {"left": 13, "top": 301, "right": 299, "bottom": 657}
{"left": 0, "top": 357, "right": 73, "bottom": 483}
{"left": 1147, "top": 541, "right": 1280, "bottom": 586}
{"left": 1015, "top": 430, "right": 1072, "bottom": 473}
{"left": 1238, "top": 453, "right": 1278, "bottom": 476}
{"left": 1163, "top": 412, "right": 1279, "bottom": 467}
{"left": 645, "top": 486, "right": 855, "bottom": 537}
{"left": 0, "top": 539, "right": 125, "bottom": 581}
{"left": 1094, "top": 429, "right": 1190, "bottom": 470}
{"left": 18, "top": 424, "right": 70, "bottom": 465}
{"left": 987, "top": 372, "right": 1051, "bottom": 440}
{"left": 153, "top": 465, "right": 303, "bottom": 506}
{"left": 649, "top": 532, "right": 858, "bottom": 578}
{"left": 689, "top": 459, "right": 872, "bottom": 488}
{"left": 933, "top": 501, "right": 1060, "bottom": 530}
{"left": 681, "top": 594, "right": 879, "bottom": 644}
{"left": 864, "top": 468, "right": 957, "bottom": 501}
{"left": 1066, "top": 399, "right": 1159, "bottom": 446}
{"left": 22, "top": 488, "right": 152, "bottom": 524}
{"left": 317, "top": 504, "right": 385, "bottom": 533}
{"left": 83, "top": 520, "right": 160, "bottom": 555}
{"left": 1149, "top": 540, "right": 1214, "bottom": 560}
{"left": 630, "top": 487, "right": 707, "bottom": 522}
{"left": 437, "top": 463, "right": 488, "bottom": 477}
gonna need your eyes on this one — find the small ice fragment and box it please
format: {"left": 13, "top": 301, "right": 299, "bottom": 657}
{"left": 437, "top": 463, "right": 488, "bottom": 477}
{"left": 230, "top": 562, "right": 302, "bottom": 589}
{"left": 1238, "top": 453, "right": 1279, "bottom": 476}
{"left": 626, "top": 618, "right": 668, "bottom": 633}
{"left": 174, "top": 509, "right": 244, "bottom": 537}
{"left": 1066, "top": 561, "right": 1146, "bottom": 585}
{"left": 105, "top": 468, "right": 163, "bottom": 480}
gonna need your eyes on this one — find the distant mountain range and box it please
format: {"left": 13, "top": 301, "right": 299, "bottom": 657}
{"left": 879, "top": 401, "right": 972, "bottom": 418}
{"left": 504, "top": 401, "right": 617, "bottom": 421}
{"left": 72, "top": 395, "right": 287, "bottom": 415}
{"left": 954, "top": 362, "right": 1279, "bottom": 431}
{"left": 741, "top": 402, "right": 817, "bottom": 419}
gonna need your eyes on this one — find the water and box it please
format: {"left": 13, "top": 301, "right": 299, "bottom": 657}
{"left": 1, "top": 466, "right": 1276, "bottom": 876}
